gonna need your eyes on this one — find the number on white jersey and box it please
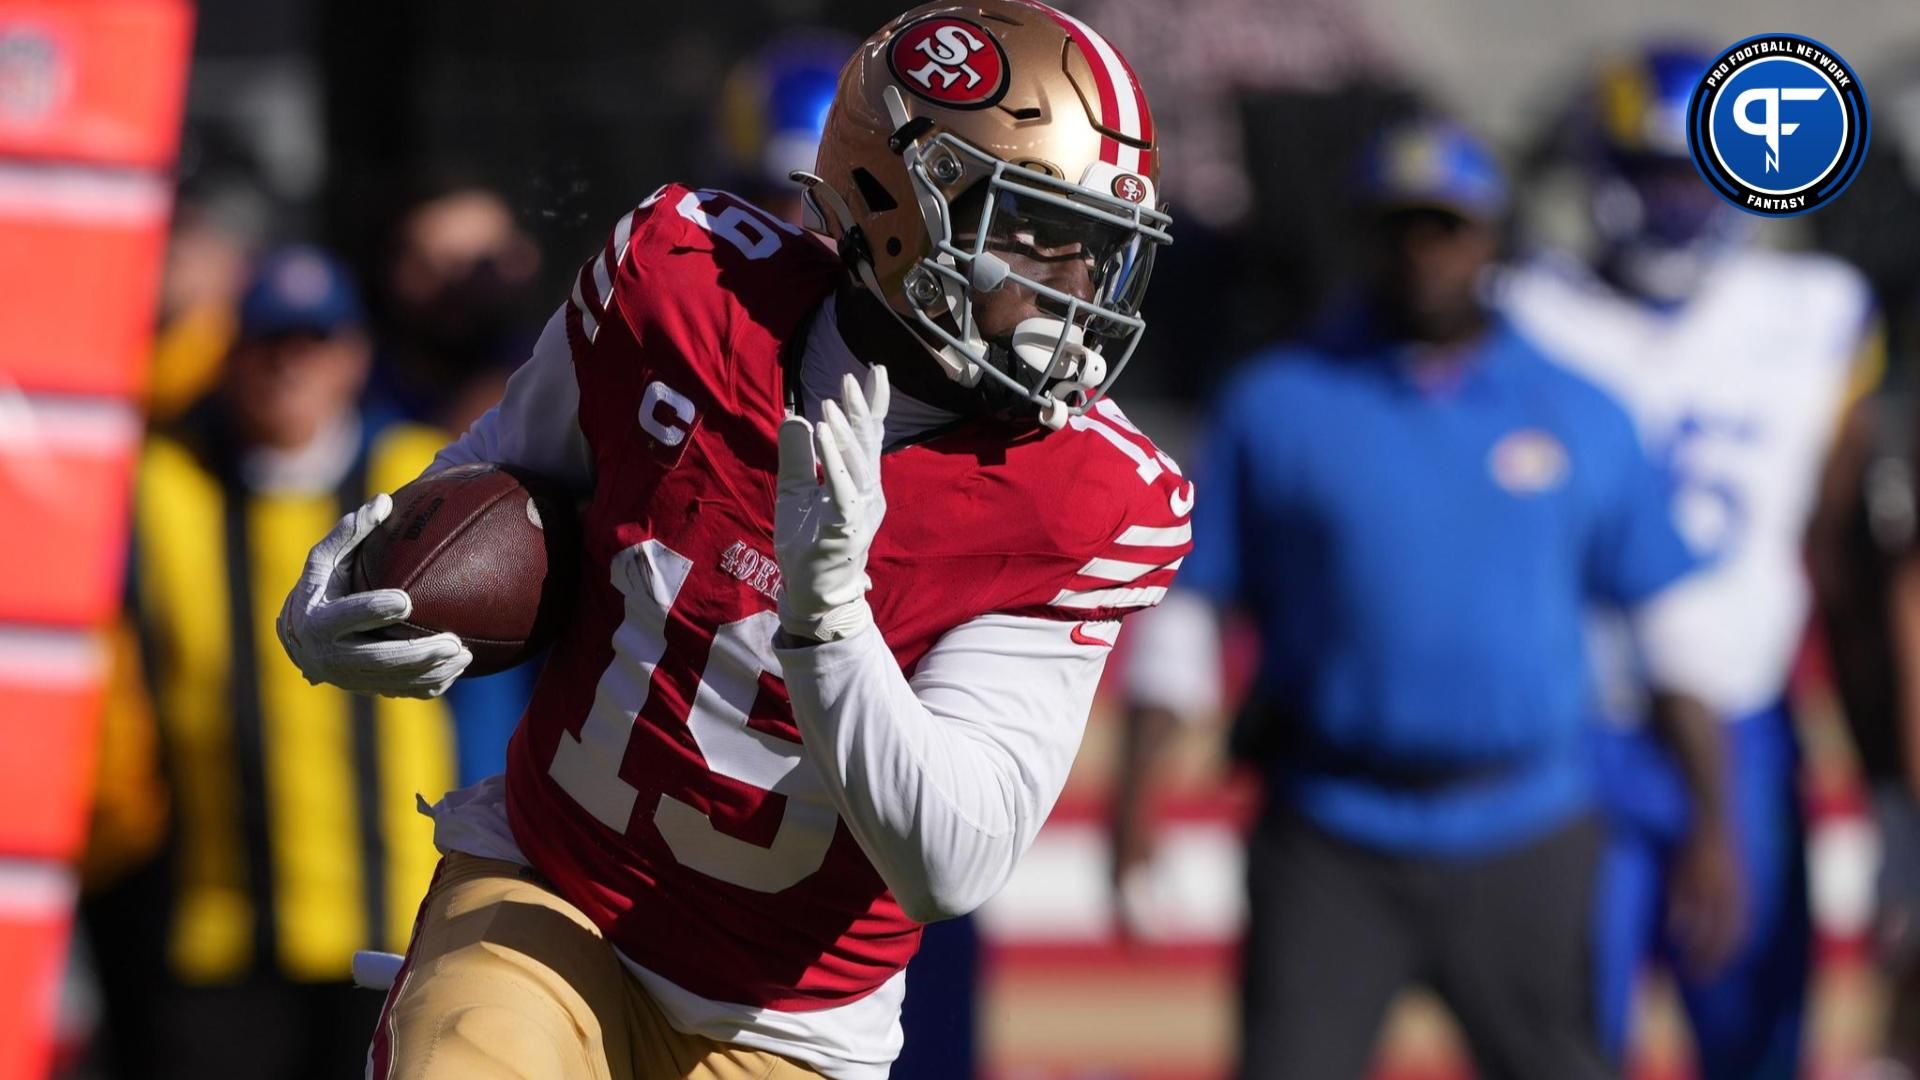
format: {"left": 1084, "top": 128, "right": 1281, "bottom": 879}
{"left": 1661, "top": 409, "right": 1762, "bottom": 559}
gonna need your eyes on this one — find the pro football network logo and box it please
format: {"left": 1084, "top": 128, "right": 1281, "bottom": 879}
{"left": 887, "top": 15, "right": 1010, "bottom": 110}
{"left": 1685, "top": 33, "right": 1869, "bottom": 217}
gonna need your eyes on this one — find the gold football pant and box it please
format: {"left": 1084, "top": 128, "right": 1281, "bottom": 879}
{"left": 370, "top": 852, "right": 824, "bottom": 1080}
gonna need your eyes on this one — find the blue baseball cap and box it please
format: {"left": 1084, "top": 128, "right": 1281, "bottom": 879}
{"left": 238, "top": 246, "right": 366, "bottom": 339}
{"left": 1357, "top": 118, "right": 1509, "bottom": 220}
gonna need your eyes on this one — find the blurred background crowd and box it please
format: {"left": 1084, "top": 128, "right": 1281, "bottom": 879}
{"left": 8, "top": 0, "right": 1920, "bottom": 1077}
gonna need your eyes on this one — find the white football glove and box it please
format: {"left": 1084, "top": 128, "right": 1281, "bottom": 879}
{"left": 276, "top": 493, "right": 473, "bottom": 698}
{"left": 774, "top": 365, "right": 890, "bottom": 642}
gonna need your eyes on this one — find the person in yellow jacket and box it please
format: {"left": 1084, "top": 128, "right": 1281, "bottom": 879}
{"left": 81, "top": 247, "right": 458, "bottom": 1080}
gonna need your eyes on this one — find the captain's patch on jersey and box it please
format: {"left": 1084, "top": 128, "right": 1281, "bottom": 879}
{"left": 639, "top": 379, "right": 699, "bottom": 467}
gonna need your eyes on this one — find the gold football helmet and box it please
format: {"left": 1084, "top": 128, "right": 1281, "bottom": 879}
{"left": 800, "top": 0, "right": 1171, "bottom": 428}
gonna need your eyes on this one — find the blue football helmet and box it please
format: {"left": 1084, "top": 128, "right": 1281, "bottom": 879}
{"left": 1578, "top": 44, "right": 1746, "bottom": 301}
{"left": 718, "top": 32, "right": 857, "bottom": 199}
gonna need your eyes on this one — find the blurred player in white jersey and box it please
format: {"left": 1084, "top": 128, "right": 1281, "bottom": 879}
{"left": 1502, "top": 45, "right": 1884, "bottom": 1080}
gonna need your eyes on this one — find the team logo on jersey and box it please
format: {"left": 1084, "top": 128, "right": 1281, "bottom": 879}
{"left": 887, "top": 15, "right": 1010, "bottom": 110}
{"left": 1069, "top": 620, "right": 1119, "bottom": 648}
{"left": 1110, "top": 172, "right": 1148, "bottom": 204}
{"left": 1488, "top": 429, "right": 1568, "bottom": 495}
{"left": 1686, "top": 34, "right": 1869, "bottom": 217}
{"left": 718, "top": 540, "right": 783, "bottom": 603}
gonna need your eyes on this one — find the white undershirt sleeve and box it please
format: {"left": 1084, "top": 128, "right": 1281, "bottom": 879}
{"left": 776, "top": 612, "right": 1110, "bottom": 923}
{"left": 1121, "top": 587, "right": 1223, "bottom": 718}
{"left": 427, "top": 304, "right": 595, "bottom": 489}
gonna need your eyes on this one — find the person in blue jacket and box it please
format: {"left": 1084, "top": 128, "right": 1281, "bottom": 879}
{"left": 1115, "top": 118, "right": 1733, "bottom": 1080}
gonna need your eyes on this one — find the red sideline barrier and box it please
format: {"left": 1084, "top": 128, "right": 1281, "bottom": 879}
{"left": 0, "top": 866, "right": 74, "bottom": 1080}
{"left": 0, "top": 199, "right": 172, "bottom": 400}
{"left": 0, "top": 634, "right": 108, "bottom": 861}
{"left": 0, "top": 3, "right": 192, "bottom": 1077}
{"left": 0, "top": 1, "right": 192, "bottom": 169}
{"left": 0, "top": 403, "right": 141, "bottom": 627}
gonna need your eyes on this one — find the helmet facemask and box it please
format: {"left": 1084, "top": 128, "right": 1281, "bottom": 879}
{"left": 803, "top": 87, "right": 1171, "bottom": 429}
{"left": 1590, "top": 151, "right": 1746, "bottom": 304}
{"left": 1580, "top": 46, "right": 1746, "bottom": 304}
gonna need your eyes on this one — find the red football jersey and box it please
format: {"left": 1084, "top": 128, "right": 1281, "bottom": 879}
{"left": 505, "top": 184, "right": 1192, "bottom": 1011}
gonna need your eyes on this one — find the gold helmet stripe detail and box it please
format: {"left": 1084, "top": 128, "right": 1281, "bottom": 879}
{"left": 1023, "top": 2, "right": 1154, "bottom": 173}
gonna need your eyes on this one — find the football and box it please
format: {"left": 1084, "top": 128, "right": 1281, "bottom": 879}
{"left": 350, "top": 462, "right": 580, "bottom": 676}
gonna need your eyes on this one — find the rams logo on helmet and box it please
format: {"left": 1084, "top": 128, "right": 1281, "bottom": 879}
{"left": 887, "top": 15, "right": 1010, "bottom": 109}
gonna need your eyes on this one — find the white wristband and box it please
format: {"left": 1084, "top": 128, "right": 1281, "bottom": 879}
{"left": 780, "top": 598, "right": 874, "bottom": 643}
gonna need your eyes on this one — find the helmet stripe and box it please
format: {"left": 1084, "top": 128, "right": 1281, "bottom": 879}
{"left": 1026, "top": 4, "right": 1152, "bottom": 174}
{"left": 1042, "top": 9, "right": 1122, "bottom": 162}
{"left": 1056, "top": 10, "right": 1140, "bottom": 140}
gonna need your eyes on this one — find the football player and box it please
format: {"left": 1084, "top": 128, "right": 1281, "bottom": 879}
{"left": 276, "top": 3, "right": 1187, "bottom": 1079}
{"left": 719, "top": 29, "right": 983, "bottom": 1080}
{"left": 1501, "top": 45, "right": 1883, "bottom": 1080}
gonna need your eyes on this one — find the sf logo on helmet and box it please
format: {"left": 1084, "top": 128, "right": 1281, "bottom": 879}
{"left": 888, "top": 15, "right": 1009, "bottom": 109}
{"left": 1111, "top": 173, "right": 1147, "bottom": 204}
{"left": 1686, "top": 32, "right": 1869, "bottom": 218}
{"left": 910, "top": 25, "right": 985, "bottom": 91}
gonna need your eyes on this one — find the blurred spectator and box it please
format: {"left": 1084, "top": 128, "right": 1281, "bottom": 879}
{"left": 1503, "top": 46, "right": 1883, "bottom": 1079}
{"left": 80, "top": 249, "right": 458, "bottom": 1080}
{"left": 1116, "top": 118, "right": 1707, "bottom": 1080}
{"left": 362, "top": 181, "right": 549, "bottom": 785}
{"left": 370, "top": 179, "right": 544, "bottom": 435}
